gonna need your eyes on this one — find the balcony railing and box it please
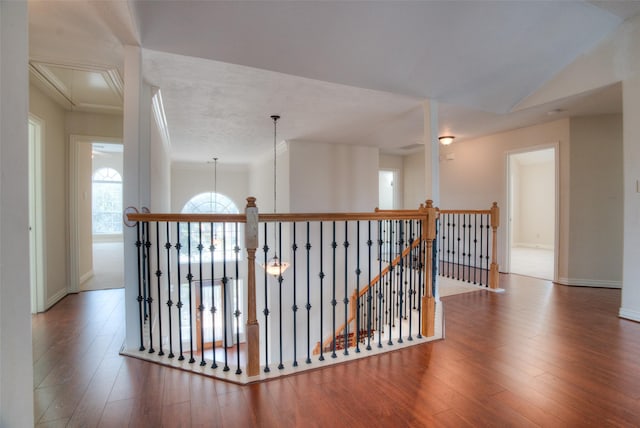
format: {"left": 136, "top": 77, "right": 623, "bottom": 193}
{"left": 123, "top": 197, "right": 443, "bottom": 382}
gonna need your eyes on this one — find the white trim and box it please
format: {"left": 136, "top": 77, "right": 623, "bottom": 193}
{"left": 28, "top": 114, "right": 47, "bottom": 313}
{"left": 556, "top": 277, "right": 622, "bottom": 288}
{"left": 505, "top": 142, "right": 559, "bottom": 281}
{"left": 69, "top": 134, "right": 123, "bottom": 293}
{"left": 45, "top": 288, "right": 68, "bottom": 311}
{"left": 512, "top": 242, "right": 554, "bottom": 250}
{"left": 619, "top": 307, "right": 640, "bottom": 323}
{"left": 79, "top": 269, "right": 94, "bottom": 285}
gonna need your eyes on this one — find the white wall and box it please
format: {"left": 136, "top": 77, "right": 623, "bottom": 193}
{"left": 0, "top": 2, "right": 34, "bottom": 426}
{"left": 515, "top": 160, "right": 555, "bottom": 248}
{"left": 150, "top": 115, "right": 171, "bottom": 213}
{"left": 403, "top": 150, "right": 426, "bottom": 209}
{"left": 440, "top": 119, "right": 571, "bottom": 277}
{"left": 172, "top": 162, "right": 249, "bottom": 213}
{"left": 568, "top": 115, "right": 623, "bottom": 287}
{"left": 288, "top": 140, "right": 378, "bottom": 212}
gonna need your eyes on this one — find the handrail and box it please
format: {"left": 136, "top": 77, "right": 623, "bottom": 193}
{"left": 126, "top": 211, "right": 429, "bottom": 223}
{"left": 316, "top": 236, "right": 422, "bottom": 353}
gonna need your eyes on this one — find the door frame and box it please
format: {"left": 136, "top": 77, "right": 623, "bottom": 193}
{"left": 69, "top": 135, "right": 123, "bottom": 292}
{"left": 504, "top": 143, "right": 559, "bottom": 281}
{"left": 29, "top": 114, "right": 45, "bottom": 313}
{"left": 379, "top": 168, "right": 401, "bottom": 210}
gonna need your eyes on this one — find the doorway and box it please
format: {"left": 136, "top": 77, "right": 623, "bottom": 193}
{"left": 507, "top": 147, "right": 557, "bottom": 281}
{"left": 70, "top": 136, "right": 124, "bottom": 292}
{"left": 379, "top": 169, "right": 399, "bottom": 210}
{"left": 29, "top": 115, "right": 45, "bottom": 313}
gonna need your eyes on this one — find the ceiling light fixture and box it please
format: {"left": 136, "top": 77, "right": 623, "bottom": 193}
{"left": 262, "top": 115, "right": 289, "bottom": 277}
{"left": 438, "top": 135, "right": 455, "bottom": 145}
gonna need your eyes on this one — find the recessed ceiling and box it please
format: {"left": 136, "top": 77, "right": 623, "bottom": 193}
{"left": 29, "top": 60, "right": 123, "bottom": 114}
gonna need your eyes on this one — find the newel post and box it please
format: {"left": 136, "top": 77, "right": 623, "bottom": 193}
{"left": 421, "top": 200, "right": 437, "bottom": 337}
{"left": 245, "top": 197, "right": 260, "bottom": 376}
{"left": 489, "top": 202, "right": 500, "bottom": 290}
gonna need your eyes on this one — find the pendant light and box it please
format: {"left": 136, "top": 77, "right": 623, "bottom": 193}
{"left": 263, "top": 115, "right": 289, "bottom": 277}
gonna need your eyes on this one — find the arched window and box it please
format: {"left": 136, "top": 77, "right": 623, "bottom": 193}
{"left": 180, "top": 192, "right": 240, "bottom": 262}
{"left": 92, "top": 167, "right": 122, "bottom": 234}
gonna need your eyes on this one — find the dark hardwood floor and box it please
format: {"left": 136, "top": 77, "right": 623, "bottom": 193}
{"left": 32, "top": 274, "right": 640, "bottom": 427}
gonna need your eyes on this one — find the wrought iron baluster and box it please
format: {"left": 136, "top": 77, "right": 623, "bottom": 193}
{"left": 397, "top": 220, "right": 404, "bottom": 344}
{"left": 156, "top": 222, "right": 164, "bottom": 357}
{"left": 343, "top": 221, "right": 349, "bottom": 356}
{"left": 210, "top": 221, "right": 218, "bottom": 369}
{"left": 485, "top": 214, "right": 490, "bottom": 287}
{"left": 355, "top": 221, "right": 361, "bottom": 353}
{"left": 417, "top": 220, "right": 423, "bottom": 339}
{"left": 144, "top": 222, "right": 154, "bottom": 354}
{"left": 473, "top": 215, "right": 478, "bottom": 284}
{"left": 408, "top": 220, "right": 414, "bottom": 341}
{"left": 305, "top": 222, "right": 312, "bottom": 364}
{"left": 186, "top": 222, "right": 195, "bottom": 363}
{"left": 165, "top": 223, "right": 174, "bottom": 358}
{"left": 331, "top": 221, "right": 337, "bottom": 358}
{"left": 387, "top": 220, "right": 393, "bottom": 346}
{"left": 291, "top": 223, "right": 298, "bottom": 367}
{"left": 262, "top": 222, "right": 270, "bottom": 373}
{"left": 198, "top": 222, "right": 205, "bottom": 366}
{"left": 135, "top": 222, "right": 145, "bottom": 351}
{"left": 479, "top": 214, "right": 484, "bottom": 286}
{"left": 318, "top": 222, "right": 325, "bottom": 361}
{"left": 366, "top": 221, "right": 373, "bottom": 351}
{"left": 377, "top": 220, "right": 383, "bottom": 348}
{"left": 234, "top": 222, "right": 242, "bottom": 375}
{"left": 277, "top": 222, "right": 284, "bottom": 370}
{"left": 176, "top": 223, "right": 184, "bottom": 360}
{"left": 222, "top": 229, "right": 229, "bottom": 371}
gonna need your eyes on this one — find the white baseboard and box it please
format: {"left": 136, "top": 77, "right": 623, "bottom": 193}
{"left": 45, "top": 288, "right": 68, "bottom": 310}
{"left": 513, "top": 242, "right": 554, "bottom": 250}
{"left": 619, "top": 307, "right": 640, "bottom": 323}
{"left": 80, "top": 269, "right": 94, "bottom": 284}
{"left": 556, "top": 277, "right": 622, "bottom": 289}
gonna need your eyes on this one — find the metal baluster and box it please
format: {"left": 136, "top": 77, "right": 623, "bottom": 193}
{"left": 397, "top": 220, "right": 404, "bottom": 344}
{"left": 305, "top": 222, "right": 312, "bottom": 364}
{"left": 165, "top": 223, "right": 174, "bottom": 358}
{"left": 156, "top": 222, "right": 164, "bottom": 357}
{"left": 417, "top": 220, "right": 423, "bottom": 339}
{"left": 262, "top": 222, "right": 270, "bottom": 373}
{"left": 210, "top": 222, "right": 218, "bottom": 369}
{"left": 198, "top": 222, "right": 205, "bottom": 366}
{"left": 331, "top": 221, "right": 337, "bottom": 358}
{"left": 144, "top": 222, "right": 154, "bottom": 354}
{"left": 387, "top": 220, "right": 393, "bottom": 346}
{"left": 486, "top": 215, "right": 490, "bottom": 287}
{"left": 447, "top": 214, "right": 451, "bottom": 278}
{"left": 355, "top": 221, "right": 361, "bottom": 353}
{"left": 291, "top": 223, "right": 298, "bottom": 367}
{"left": 366, "top": 221, "right": 373, "bottom": 351}
{"left": 277, "top": 222, "right": 284, "bottom": 370}
{"left": 343, "top": 221, "right": 349, "bottom": 356}
{"left": 186, "top": 222, "right": 195, "bottom": 363}
{"left": 318, "top": 222, "right": 325, "bottom": 361}
{"left": 467, "top": 214, "right": 472, "bottom": 282}
{"left": 473, "top": 215, "right": 478, "bottom": 284}
{"left": 462, "top": 214, "right": 467, "bottom": 282}
{"left": 222, "top": 229, "right": 229, "bottom": 371}
{"left": 135, "top": 223, "right": 145, "bottom": 351}
{"left": 408, "top": 220, "right": 413, "bottom": 341}
{"left": 176, "top": 223, "right": 184, "bottom": 360}
{"left": 377, "top": 221, "right": 383, "bottom": 348}
{"left": 234, "top": 222, "right": 242, "bottom": 375}
{"left": 479, "top": 214, "right": 484, "bottom": 286}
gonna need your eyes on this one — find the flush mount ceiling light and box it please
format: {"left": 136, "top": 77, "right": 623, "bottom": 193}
{"left": 438, "top": 136, "right": 455, "bottom": 145}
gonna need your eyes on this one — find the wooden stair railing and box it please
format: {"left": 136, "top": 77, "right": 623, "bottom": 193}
{"left": 313, "top": 236, "right": 423, "bottom": 355}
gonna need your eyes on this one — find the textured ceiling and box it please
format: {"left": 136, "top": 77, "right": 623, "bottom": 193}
{"left": 28, "top": 1, "right": 640, "bottom": 164}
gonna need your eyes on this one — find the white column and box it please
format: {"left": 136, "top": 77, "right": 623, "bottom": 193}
{"left": 0, "top": 2, "right": 34, "bottom": 426}
{"left": 123, "top": 46, "right": 152, "bottom": 350}
{"left": 621, "top": 73, "right": 640, "bottom": 322}
{"left": 423, "top": 100, "right": 440, "bottom": 205}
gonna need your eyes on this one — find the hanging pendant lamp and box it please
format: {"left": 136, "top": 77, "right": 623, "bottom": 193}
{"left": 262, "top": 115, "right": 289, "bottom": 277}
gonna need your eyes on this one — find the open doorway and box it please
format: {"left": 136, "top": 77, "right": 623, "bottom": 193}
{"left": 507, "top": 147, "right": 557, "bottom": 281}
{"left": 379, "top": 169, "right": 399, "bottom": 209}
{"left": 70, "top": 136, "right": 124, "bottom": 292}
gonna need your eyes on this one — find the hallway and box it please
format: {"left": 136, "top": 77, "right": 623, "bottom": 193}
{"left": 32, "top": 275, "right": 640, "bottom": 427}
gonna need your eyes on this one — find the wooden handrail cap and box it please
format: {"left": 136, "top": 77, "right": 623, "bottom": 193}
{"left": 246, "top": 196, "right": 257, "bottom": 208}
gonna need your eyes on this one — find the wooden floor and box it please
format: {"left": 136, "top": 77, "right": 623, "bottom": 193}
{"left": 32, "top": 274, "right": 640, "bottom": 427}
